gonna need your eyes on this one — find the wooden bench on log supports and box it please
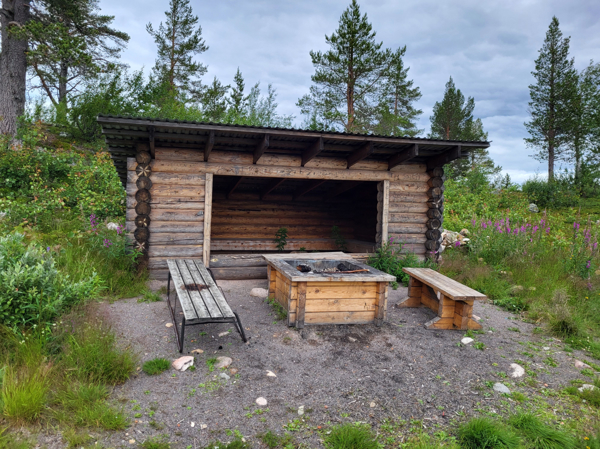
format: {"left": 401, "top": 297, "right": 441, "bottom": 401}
{"left": 398, "top": 268, "right": 486, "bottom": 330}
{"left": 166, "top": 259, "right": 247, "bottom": 353}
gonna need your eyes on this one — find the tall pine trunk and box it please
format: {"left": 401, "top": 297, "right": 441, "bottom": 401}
{"left": 56, "top": 59, "right": 69, "bottom": 122}
{"left": 0, "top": 0, "right": 29, "bottom": 136}
{"left": 548, "top": 143, "right": 555, "bottom": 182}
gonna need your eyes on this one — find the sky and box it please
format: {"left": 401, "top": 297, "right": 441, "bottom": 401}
{"left": 101, "top": 0, "right": 600, "bottom": 183}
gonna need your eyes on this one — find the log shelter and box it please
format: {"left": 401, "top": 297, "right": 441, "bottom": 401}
{"left": 98, "top": 115, "right": 490, "bottom": 281}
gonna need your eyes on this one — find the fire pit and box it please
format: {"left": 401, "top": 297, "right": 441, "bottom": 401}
{"left": 263, "top": 252, "right": 395, "bottom": 328}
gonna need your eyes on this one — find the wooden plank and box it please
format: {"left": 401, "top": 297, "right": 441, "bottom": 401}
{"left": 184, "top": 259, "right": 223, "bottom": 319}
{"left": 168, "top": 260, "right": 202, "bottom": 320}
{"left": 267, "top": 265, "right": 275, "bottom": 297}
{"left": 296, "top": 282, "right": 307, "bottom": 328}
{"left": 305, "top": 298, "right": 376, "bottom": 313}
{"left": 386, "top": 203, "right": 429, "bottom": 214}
{"left": 388, "top": 144, "right": 418, "bottom": 170}
{"left": 149, "top": 245, "right": 203, "bottom": 257}
{"left": 427, "top": 145, "right": 461, "bottom": 169}
{"left": 347, "top": 142, "right": 374, "bottom": 168}
{"left": 260, "top": 178, "right": 285, "bottom": 200}
{"left": 126, "top": 183, "right": 205, "bottom": 198}
{"left": 388, "top": 213, "right": 428, "bottom": 224}
{"left": 149, "top": 233, "right": 204, "bottom": 245}
{"left": 253, "top": 134, "right": 270, "bottom": 163}
{"left": 265, "top": 252, "right": 350, "bottom": 260}
{"left": 149, "top": 257, "right": 203, "bottom": 270}
{"left": 226, "top": 176, "right": 243, "bottom": 199}
{"left": 211, "top": 239, "right": 339, "bottom": 251}
{"left": 388, "top": 224, "right": 427, "bottom": 234}
{"left": 127, "top": 171, "right": 206, "bottom": 186}
{"left": 203, "top": 173, "right": 213, "bottom": 267}
{"left": 375, "top": 282, "right": 387, "bottom": 325}
{"left": 147, "top": 159, "right": 430, "bottom": 182}
{"left": 190, "top": 259, "right": 234, "bottom": 318}
{"left": 294, "top": 179, "right": 327, "bottom": 200}
{"left": 438, "top": 295, "right": 455, "bottom": 318}
{"left": 305, "top": 282, "right": 377, "bottom": 299}
{"left": 454, "top": 300, "right": 473, "bottom": 329}
{"left": 129, "top": 209, "right": 204, "bottom": 222}
{"left": 209, "top": 254, "right": 267, "bottom": 268}
{"left": 127, "top": 196, "right": 205, "bottom": 210}
{"left": 403, "top": 268, "right": 487, "bottom": 301}
{"left": 210, "top": 266, "right": 267, "bottom": 280}
{"left": 380, "top": 180, "right": 389, "bottom": 246}
{"left": 304, "top": 311, "right": 375, "bottom": 324}
{"left": 421, "top": 285, "right": 439, "bottom": 311}
{"left": 424, "top": 316, "right": 454, "bottom": 329}
{"left": 388, "top": 181, "right": 429, "bottom": 193}
{"left": 388, "top": 192, "right": 429, "bottom": 203}
{"left": 301, "top": 137, "right": 323, "bottom": 166}
{"left": 204, "top": 130, "right": 215, "bottom": 161}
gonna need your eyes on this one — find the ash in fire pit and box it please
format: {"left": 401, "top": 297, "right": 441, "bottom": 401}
{"left": 292, "top": 260, "right": 369, "bottom": 274}
{"left": 180, "top": 283, "right": 207, "bottom": 291}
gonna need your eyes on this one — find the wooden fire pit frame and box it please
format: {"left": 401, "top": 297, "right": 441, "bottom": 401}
{"left": 264, "top": 252, "right": 395, "bottom": 328}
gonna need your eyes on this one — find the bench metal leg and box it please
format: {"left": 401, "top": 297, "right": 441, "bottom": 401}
{"left": 166, "top": 271, "right": 184, "bottom": 352}
{"left": 179, "top": 317, "right": 186, "bottom": 353}
{"left": 233, "top": 312, "right": 247, "bottom": 342}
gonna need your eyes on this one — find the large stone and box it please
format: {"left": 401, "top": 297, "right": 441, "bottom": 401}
{"left": 172, "top": 356, "right": 194, "bottom": 372}
{"left": 250, "top": 288, "right": 269, "bottom": 298}
{"left": 461, "top": 337, "right": 474, "bottom": 345}
{"left": 493, "top": 383, "right": 511, "bottom": 394}
{"left": 256, "top": 397, "right": 268, "bottom": 406}
{"left": 575, "top": 360, "right": 591, "bottom": 369}
{"left": 528, "top": 203, "right": 540, "bottom": 213}
{"left": 510, "top": 363, "right": 525, "bottom": 378}
{"left": 578, "top": 384, "right": 597, "bottom": 393}
{"left": 106, "top": 222, "right": 120, "bottom": 231}
{"left": 214, "top": 356, "right": 232, "bottom": 369}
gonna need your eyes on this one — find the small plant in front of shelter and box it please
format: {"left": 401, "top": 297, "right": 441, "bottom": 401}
{"left": 331, "top": 225, "right": 347, "bottom": 252}
{"left": 266, "top": 295, "right": 287, "bottom": 321}
{"left": 142, "top": 358, "right": 171, "bottom": 375}
{"left": 275, "top": 227, "right": 288, "bottom": 252}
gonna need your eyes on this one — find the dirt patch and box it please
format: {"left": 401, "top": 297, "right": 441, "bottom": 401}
{"left": 92, "top": 280, "right": 597, "bottom": 448}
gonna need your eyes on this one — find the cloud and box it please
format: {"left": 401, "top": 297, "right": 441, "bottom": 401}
{"left": 99, "top": 0, "right": 598, "bottom": 182}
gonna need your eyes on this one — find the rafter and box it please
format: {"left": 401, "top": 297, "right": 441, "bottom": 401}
{"left": 388, "top": 144, "right": 418, "bottom": 170}
{"left": 148, "top": 126, "right": 155, "bottom": 158}
{"left": 253, "top": 134, "right": 270, "bottom": 164}
{"left": 226, "top": 176, "right": 243, "bottom": 199}
{"left": 301, "top": 137, "right": 323, "bottom": 166}
{"left": 347, "top": 142, "right": 374, "bottom": 168}
{"left": 427, "top": 145, "right": 461, "bottom": 169}
{"left": 204, "top": 130, "right": 215, "bottom": 161}
{"left": 293, "top": 179, "right": 327, "bottom": 200}
{"left": 260, "top": 178, "right": 285, "bottom": 200}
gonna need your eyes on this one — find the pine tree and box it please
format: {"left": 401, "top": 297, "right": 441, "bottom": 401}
{"left": 297, "top": 0, "right": 419, "bottom": 134}
{"left": 228, "top": 68, "right": 247, "bottom": 117}
{"left": 429, "top": 77, "right": 493, "bottom": 177}
{"left": 200, "top": 77, "right": 229, "bottom": 122}
{"left": 525, "top": 16, "right": 577, "bottom": 182}
{"left": 146, "top": 0, "right": 208, "bottom": 99}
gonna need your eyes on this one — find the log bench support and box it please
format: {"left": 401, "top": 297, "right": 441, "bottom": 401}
{"left": 398, "top": 268, "right": 486, "bottom": 330}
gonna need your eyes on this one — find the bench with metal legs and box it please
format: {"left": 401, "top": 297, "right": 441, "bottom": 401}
{"left": 166, "top": 259, "right": 247, "bottom": 353}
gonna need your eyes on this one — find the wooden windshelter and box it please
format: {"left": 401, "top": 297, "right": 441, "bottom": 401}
{"left": 98, "top": 115, "right": 490, "bottom": 280}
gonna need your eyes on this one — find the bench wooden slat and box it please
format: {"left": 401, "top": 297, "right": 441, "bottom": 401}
{"left": 174, "top": 259, "right": 210, "bottom": 319}
{"left": 182, "top": 259, "right": 224, "bottom": 319}
{"left": 191, "top": 260, "right": 235, "bottom": 318}
{"left": 403, "top": 268, "right": 487, "bottom": 301}
{"left": 167, "top": 260, "right": 200, "bottom": 321}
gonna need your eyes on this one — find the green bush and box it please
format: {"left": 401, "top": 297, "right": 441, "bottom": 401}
{"left": 142, "top": 358, "right": 171, "bottom": 376}
{"left": 0, "top": 233, "right": 100, "bottom": 328}
{"left": 458, "top": 418, "right": 520, "bottom": 449}
{"left": 522, "top": 175, "right": 579, "bottom": 209}
{"left": 323, "top": 423, "right": 379, "bottom": 449}
{"left": 368, "top": 240, "right": 435, "bottom": 287}
{"left": 508, "top": 412, "right": 576, "bottom": 449}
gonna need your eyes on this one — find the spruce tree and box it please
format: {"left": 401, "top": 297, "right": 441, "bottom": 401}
{"left": 525, "top": 16, "right": 577, "bottom": 182}
{"left": 146, "top": 0, "right": 208, "bottom": 99}
{"left": 429, "top": 77, "right": 493, "bottom": 177}
{"left": 200, "top": 77, "right": 229, "bottom": 122}
{"left": 297, "top": 0, "right": 419, "bottom": 134}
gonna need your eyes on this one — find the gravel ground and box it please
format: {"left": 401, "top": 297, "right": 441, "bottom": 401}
{"left": 82, "top": 279, "right": 597, "bottom": 448}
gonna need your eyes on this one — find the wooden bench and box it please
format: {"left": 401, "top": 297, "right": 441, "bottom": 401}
{"left": 399, "top": 268, "right": 487, "bottom": 330}
{"left": 166, "top": 259, "right": 247, "bottom": 353}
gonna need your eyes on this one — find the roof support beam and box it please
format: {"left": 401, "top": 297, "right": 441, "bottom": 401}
{"left": 388, "top": 144, "right": 418, "bottom": 170}
{"left": 148, "top": 126, "right": 155, "bottom": 158}
{"left": 301, "top": 137, "right": 323, "bottom": 166}
{"left": 327, "top": 181, "right": 361, "bottom": 199}
{"left": 294, "top": 179, "right": 327, "bottom": 200}
{"left": 260, "top": 178, "right": 285, "bottom": 200}
{"left": 253, "top": 134, "right": 270, "bottom": 164}
{"left": 427, "top": 145, "right": 461, "bottom": 169}
{"left": 226, "top": 176, "right": 243, "bottom": 199}
{"left": 204, "top": 130, "right": 215, "bottom": 161}
{"left": 347, "top": 142, "right": 374, "bottom": 169}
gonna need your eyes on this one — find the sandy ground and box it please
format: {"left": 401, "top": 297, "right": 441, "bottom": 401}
{"left": 59, "top": 279, "right": 597, "bottom": 448}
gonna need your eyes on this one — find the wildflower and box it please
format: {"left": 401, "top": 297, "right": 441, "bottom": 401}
{"left": 454, "top": 241, "right": 461, "bottom": 247}
{"left": 471, "top": 219, "right": 476, "bottom": 227}
{"left": 586, "top": 260, "right": 591, "bottom": 269}
{"left": 46, "top": 246, "right": 50, "bottom": 252}
{"left": 546, "top": 227, "right": 550, "bottom": 234}
{"left": 103, "top": 238, "right": 112, "bottom": 248}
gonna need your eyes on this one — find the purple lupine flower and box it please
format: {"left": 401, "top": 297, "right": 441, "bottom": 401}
{"left": 472, "top": 219, "right": 476, "bottom": 227}
{"left": 521, "top": 226, "right": 526, "bottom": 232}
{"left": 532, "top": 225, "right": 538, "bottom": 234}
{"left": 116, "top": 225, "right": 123, "bottom": 235}
{"left": 574, "top": 222, "right": 580, "bottom": 231}
{"left": 546, "top": 227, "right": 550, "bottom": 234}
{"left": 586, "top": 260, "right": 591, "bottom": 269}
{"left": 103, "top": 239, "right": 112, "bottom": 248}
{"left": 89, "top": 214, "right": 98, "bottom": 232}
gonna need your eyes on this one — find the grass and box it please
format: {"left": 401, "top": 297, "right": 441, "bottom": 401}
{"left": 266, "top": 296, "right": 287, "bottom": 321}
{"left": 323, "top": 423, "right": 379, "bottom": 449}
{"left": 508, "top": 412, "right": 576, "bottom": 449}
{"left": 458, "top": 418, "right": 520, "bottom": 449}
{"left": 206, "top": 357, "right": 218, "bottom": 372}
{"left": 140, "top": 435, "right": 171, "bottom": 449}
{"left": 138, "top": 289, "right": 162, "bottom": 303}
{"left": 259, "top": 430, "right": 294, "bottom": 448}
{"left": 201, "top": 440, "right": 249, "bottom": 449}
{"left": 1, "top": 363, "right": 50, "bottom": 422}
{"left": 142, "top": 358, "right": 171, "bottom": 375}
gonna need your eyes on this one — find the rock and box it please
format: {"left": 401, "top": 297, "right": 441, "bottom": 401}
{"left": 129, "top": 439, "right": 136, "bottom": 444}
{"left": 348, "top": 336, "right": 357, "bottom": 342}
{"left": 266, "top": 370, "right": 277, "bottom": 377}
{"left": 200, "top": 424, "right": 208, "bottom": 429}
{"left": 191, "top": 422, "right": 195, "bottom": 427}
{"left": 528, "top": 287, "right": 537, "bottom": 291}
{"left": 218, "top": 331, "right": 230, "bottom": 337}
{"left": 509, "top": 363, "right": 525, "bottom": 378}
{"left": 460, "top": 229, "right": 471, "bottom": 236}
{"left": 250, "top": 288, "right": 269, "bottom": 298}
{"left": 461, "top": 337, "right": 474, "bottom": 345}
{"left": 298, "top": 405, "right": 304, "bottom": 416}
{"left": 370, "top": 402, "right": 376, "bottom": 408}
{"left": 510, "top": 285, "right": 524, "bottom": 295}
{"left": 219, "top": 372, "right": 230, "bottom": 380}
{"left": 214, "top": 356, "right": 232, "bottom": 369}
{"left": 106, "top": 222, "right": 120, "bottom": 231}
{"left": 191, "top": 349, "right": 204, "bottom": 354}
{"left": 493, "top": 383, "right": 511, "bottom": 394}
{"left": 172, "top": 356, "right": 194, "bottom": 371}
{"left": 230, "top": 368, "right": 239, "bottom": 375}
{"left": 165, "top": 323, "right": 173, "bottom": 328}
{"left": 543, "top": 347, "right": 550, "bottom": 351}
{"left": 528, "top": 203, "right": 540, "bottom": 213}
{"left": 578, "top": 384, "right": 597, "bottom": 392}
{"left": 472, "top": 314, "right": 481, "bottom": 321}
{"left": 256, "top": 397, "right": 268, "bottom": 406}
{"left": 575, "top": 360, "right": 591, "bottom": 369}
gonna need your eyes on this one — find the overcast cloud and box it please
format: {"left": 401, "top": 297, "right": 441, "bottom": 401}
{"left": 100, "top": 0, "right": 600, "bottom": 183}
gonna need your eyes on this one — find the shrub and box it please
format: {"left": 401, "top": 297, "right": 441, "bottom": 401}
{"left": 367, "top": 239, "right": 435, "bottom": 287}
{"left": 508, "top": 412, "right": 576, "bottom": 449}
{"left": 142, "top": 358, "right": 171, "bottom": 376}
{"left": 323, "top": 423, "right": 379, "bottom": 449}
{"left": 522, "top": 175, "right": 579, "bottom": 209}
{"left": 458, "top": 418, "right": 520, "bottom": 449}
{"left": 0, "top": 233, "right": 101, "bottom": 329}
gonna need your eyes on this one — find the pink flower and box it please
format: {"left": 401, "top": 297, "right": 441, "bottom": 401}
{"left": 454, "top": 241, "right": 461, "bottom": 247}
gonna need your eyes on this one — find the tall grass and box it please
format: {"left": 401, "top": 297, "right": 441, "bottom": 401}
{"left": 458, "top": 418, "right": 520, "bottom": 449}
{"left": 323, "top": 423, "right": 379, "bottom": 449}
{"left": 508, "top": 412, "right": 576, "bottom": 449}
